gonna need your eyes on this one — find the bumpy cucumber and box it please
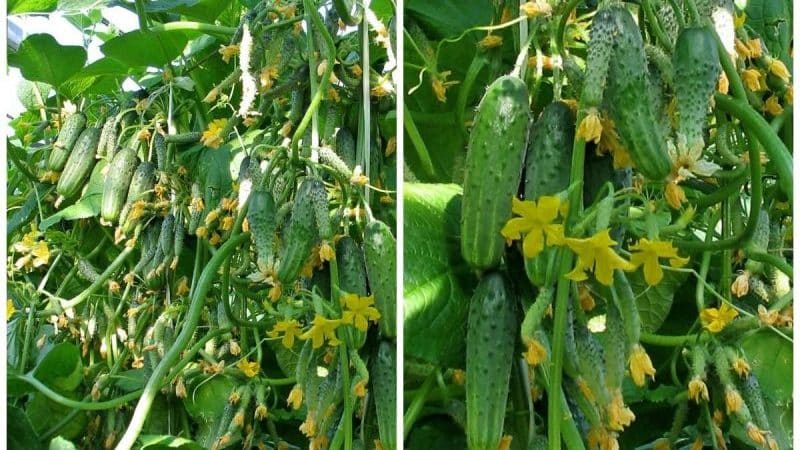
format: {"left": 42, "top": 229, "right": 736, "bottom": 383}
{"left": 461, "top": 75, "right": 530, "bottom": 271}
{"left": 466, "top": 272, "right": 516, "bottom": 450}
{"left": 372, "top": 341, "right": 396, "bottom": 450}
{"left": 611, "top": 270, "right": 642, "bottom": 346}
{"left": 56, "top": 127, "right": 101, "bottom": 200}
{"left": 171, "top": 210, "right": 185, "bottom": 269}
{"left": 334, "top": 128, "right": 357, "bottom": 169}
{"left": 745, "top": 209, "right": 771, "bottom": 274}
{"left": 602, "top": 5, "right": 672, "bottom": 181}
{"left": 276, "top": 178, "right": 320, "bottom": 286}
{"left": 603, "top": 301, "right": 628, "bottom": 392}
{"left": 97, "top": 117, "right": 117, "bottom": 159}
{"left": 164, "top": 132, "right": 202, "bottom": 145}
{"left": 364, "top": 220, "right": 396, "bottom": 338}
{"left": 119, "top": 161, "right": 156, "bottom": 231}
{"left": 154, "top": 133, "right": 167, "bottom": 173}
{"left": 247, "top": 188, "right": 278, "bottom": 272}
{"left": 306, "top": 178, "right": 332, "bottom": 240}
{"left": 337, "top": 237, "right": 369, "bottom": 296}
{"left": 673, "top": 27, "right": 721, "bottom": 150}
{"left": 319, "top": 146, "right": 353, "bottom": 180}
{"left": 101, "top": 146, "right": 139, "bottom": 223}
{"left": 48, "top": 112, "right": 87, "bottom": 171}
{"left": 582, "top": 7, "right": 617, "bottom": 108}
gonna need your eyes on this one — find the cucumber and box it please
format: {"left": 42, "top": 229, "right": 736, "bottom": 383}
{"left": 336, "top": 237, "right": 368, "bottom": 296}
{"left": 461, "top": 75, "right": 530, "bottom": 271}
{"left": 101, "top": 146, "right": 139, "bottom": 223}
{"left": 319, "top": 145, "right": 353, "bottom": 180}
{"left": 97, "top": 117, "right": 117, "bottom": 159}
{"left": 372, "top": 342, "right": 396, "bottom": 450}
{"left": 276, "top": 178, "right": 320, "bottom": 286}
{"left": 334, "top": 128, "right": 357, "bottom": 169}
{"left": 466, "top": 272, "right": 516, "bottom": 450}
{"left": 364, "top": 220, "right": 396, "bottom": 338}
{"left": 171, "top": 210, "right": 185, "bottom": 269}
{"left": 247, "top": 188, "right": 278, "bottom": 273}
{"left": 306, "top": 178, "right": 332, "bottom": 241}
{"left": 119, "top": 161, "right": 156, "bottom": 233}
{"left": 154, "top": 133, "right": 167, "bottom": 173}
{"left": 56, "top": 127, "right": 101, "bottom": 201}
{"left": 673, "top": 27, "right": 721, "bottom": 150}
{"left": 48, "top": 112, "right": 86, "bottom": 171}
{"left": 745, "top": 209, "right": 770, "bottom": 274}
{"left": 602, "top": 5, "right": 672, "bottom": 181}
{"left": 164, "top": 132, "right": 202, "bottom": 145}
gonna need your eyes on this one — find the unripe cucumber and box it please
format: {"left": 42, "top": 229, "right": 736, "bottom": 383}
{"left": 101, "top": 146, "right": 139, "bottom": 223}
{"left": 247, "top": 188, "right": 278, "bottom": 272}
{"left": 603, "top": 5, "right": 672, "bottom": 181}
{"left": 334, "top": 128, "right": 357, "bottom": 169}
{"left": 154, "top": 133, "right": 167, "bottom": 173}
{"left": 56, "top": 127, "right": 101, "bottom": 200}
{"left": 97, "top": 117, "right": 117, "bottom": 159}
{"left": 372, "top": 341, "right": 396, "bottom": 450}
{"left": 276, "top": 178, "right": 320, "bottom": 286}
{"left": 466, "top": 272, "right": 516, "bottom": 450}
{"left": 119, "top": 161, "right": 156, "bottom": 234}
{"left": 336, "top": 236, "right": 368, "bottom": 297}
{"left": 319, "top": 146, "right": 353, "bottom": 180}
{"left": 461, "top": 75, "right": 530, "bottom": 271}
{"left": 673, "top": 27, "right": 721, "bottom": 150}
{"left": 364, "top": 220, "right": 396, "bottom": 338}
{"left": 48, "top": 112, "right": 86, "bottom": 171}
{"left": 745, "top": 209, "right": 770, "bottom": 274}
{"left": 164, "top": 132, "right": 202, "bottom": 145}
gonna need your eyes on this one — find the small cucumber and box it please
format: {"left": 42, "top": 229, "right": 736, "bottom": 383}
{"left": 119, "top": 161, "right": 156, "bottom": 233}
{"left": 56, "top": 127, "right": 101, "bottom": 201}
{"left": 101, "top": 146, "right": 139, "bottom": 223}
{"left": 372, "top": 341, "right": 396, "bottom": 450}
{"left": 247, "top": 188, "right": 278, "bottom": 272}
{"left": 276, "top": 178, "right": 320, "bottom": 286}
{"left": 364, "top": 220, "right": 396, "bottom": 338}
{"left": 336, "top": 236, "right": 368, "bottom": 296}
{"left": 461, "top": 75, "right": 530, "bottom": 271}
{"left": 466, "top": 272, "right": 516, "bottom": 450}
{"left": 97, "top": 117, "right": 117, "bottom": 159}
{"left": 48, "top": 112, "right": 86, "bottom": 171}
{"left": 334, "top": 128, "right": 357, "bottom": 169}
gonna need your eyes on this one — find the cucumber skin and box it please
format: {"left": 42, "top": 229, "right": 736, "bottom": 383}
{"left": 364, "top": 220, "right": 396, "bottom": 338}
{"left": 56, "top": 127, "right": 101, "bottom": 199}
{"left": 49, "top": 112, "right": 87, "bottom": 171}
{"left": 372, "top": 341, "right": 397, "bottom": 450}
{"left": 336, "top": 236, "right": 368, "bottom": 297}
{"left": 101, "top": 146, "right": 139, "bottom": 223}
{"left": 466, "top": 272, "right": 516, "bottom": 450}
{"left": 276, "top": 178, "right": 319, "bottom": 286}
{"left": 247, "top": 189, "right": 278, "bottom": 271}
{"left": 603, "top": 5, "right": 672, "bottom": 181}
{"left": 461, "top": 75, "right": 530, "bottom": 271}
{"left": 673, "top": 27, "right": 721, "bottom": 149}
{"left": 524, "top": 102, "right": 575, "bottom": 200}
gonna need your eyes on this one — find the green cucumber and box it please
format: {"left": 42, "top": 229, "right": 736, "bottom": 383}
{"left": 603, "top": 5, "right": 672, "bottom": 181}
{"left": 466, "top": 272, "right": 516, "bottom": 450}
{"left": 276, "top": 178, "right": 320, "bottom": 286}
{"left": 364, "top": 220, "right": 396, "bottom": 338}
{"left": 247, "top": 188, "right": 278, "bottom": 273}
{"left": 171, "top": 211, "right": 185, "bottom": 270}
{"left": 101, "top": 146, "right": 139, "bottom": 223}
{"left": 334, "top": 128, "right": 357, "bottom": 169}
{"left": 673, "top": 27, "right": 721, "bottom": 150}
{"left": 164, "top": 132, "right": 202, "bottom": 145}
{"left": 119, "top": 161, "right": 156, "bottom": 234}
{"left": 56, "top": 127, "right": 101, "bottom": 201}
{"left": 319, "top": 145, "right": 353, "bottom": 180}
{"left": 97, "top": 117, "right": 117, "bottom": 159}
{"left": 745, "top": 209, "right": 770, "bottom": 274}
{"left": 372, "top": 341, "right": 396, "bottom": 450}
{"left": 306, "top": 178, "right": 332, "bottom": 240}
{"left": 48, "top": 112, "right": 86, "bottom": 171}
{"left": 154, "top": 133, "right": 167, "bottom": 173}
{"left": 610, "top": 270, "right": 642, "bottom": 346}
{"left": 336, "top": 236, "right": 368, "bottom": 297}
{"left": 461, "top": 75, "right": 530, "bottom": 271}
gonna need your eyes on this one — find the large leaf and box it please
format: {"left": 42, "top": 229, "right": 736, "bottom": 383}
{"left": 740, "top": 330, "right": 792, "bottom": 403}
{"left": 17, "top": 80, "right": 52, "bottom": 112}
{"left": 61, "top": 57, "right": 132, "bottom": 98}
{"left": 25, "top": 393, "right": 87, "bottom": 439}
{"left": 405, "top": 0, "right": 493, "bottom": 39}
{"left": 102, "top": 29, "right": 199, "bottom": 67}
{"left": 628, "top": 269, "right": 688, "bottom": 332}
{"left": 182, "top": 376, "right": 238, "bottom": 425}
{"left": 404, "top": 183, "right": 476, "bottom": 367}
{"left": 57, "top": 0, "right": 108, "bottom": 12}
{"left": 8, "top": 404, "right": 43, "bottom": 450}
{"left": 40, "top": 160, "right": 107, "bottom": 230}
{"left": 171, "top": 0, "right": 233, "bottom": 23}
{"left": 32, "top": 341, "right": 83, "bottom": 391}
{"left": 15, "top": 34, "right": 87, "bottom": 88}
{"left": 8, "top": 0, "right": 58, "bottom": 14}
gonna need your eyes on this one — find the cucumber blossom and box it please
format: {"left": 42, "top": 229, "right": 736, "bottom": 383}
{"left": 461, "top": 75, "right": 530, "bottom": 271}
{"left": 466, "top": 272, "right": 516, "bottom": 450}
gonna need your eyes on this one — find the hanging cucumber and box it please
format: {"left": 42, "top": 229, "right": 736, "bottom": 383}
{"left": 48, "top": 112, "right": 87, "bottom": 172}
{"left": 101, "top": 146, "right": 139, "bottom": 223}
{"left": 364, "top": 220, "right": 396, "bottom": 338}
{"left": 56, "top": 127, "right": 101, "bottom": 202}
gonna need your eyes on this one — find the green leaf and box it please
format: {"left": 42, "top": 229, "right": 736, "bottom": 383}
{"left": 25, "top": 393, "right": 87, "bottom": 439}
{"left": 170, "top": 0, "right": 233, "bottom": 23}
{"left": 143, "top": 0, "right": 199, "bottom": 12}
{"left": 61, "top": 58, "right": 131, "bottom": 97}
{"left": 628, "top": 268, "right": 688, "bottom": 333}
{"left": 182, "top": 376, "right": 237, "bottom": 425}
{"left": 15, "top": 34, "right": 87, "bottom": 88}
{"left": 49, "top": 436, "right": 77, "bottom": 450}
{"left": 32, "top": 342, "right": 83, "bottom": 392}
{"left": 17, "top": 80, "right": 52, "bottom": 112}
{"left": 8, "top": 404, "right": 43, "bottom": 450}
{"left": 405, "top": 0, "right": 493, "bottom": 39}
{"left": 102, "top": 29, "right": 199, "bottom": 67}
{"left": 139, "top": 435, "right": 204, "bottom": 450}
{"left": 740, "top": 330, "right": 792, "bottom": 403}
{"left": 40, "top": 160, "right": 107, "bottom": 230}
{"left": 8, "top": 0, "right": 58, "bottom": 14}
{"left": 57, "top": 0, "right": 109, "bottom": 13}
{"left": 404, "top": 183, "right": 476, "bottom": 367}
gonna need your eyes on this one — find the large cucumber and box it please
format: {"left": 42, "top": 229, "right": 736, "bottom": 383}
{"left": 466, "top": 272, "right": 516, "bottom": 450}
{"left": 276, "top": 178, "right": 320, "bottom": 286}
{"left": 101, "top": 146, "right": 139, "bottom": 223}
{"left": 48, "top": 112, "right": 86, "bottom": 171}
{"left": 56, "top": 127, "right": 101, "bottom": 201}
{"left": 364, "top": 220, "right": 396, "bottom": 338}
{"left": 602, "top": 5, "right": 672, "bottom": 181}
{"left": 673, "top": 27, "right": 721, "bottom": 150}
{"left": 247, "top": 188, "right": 278, "bottom": 273}
{"left": 461, "top": 75, "right": 530, "bottom": 271}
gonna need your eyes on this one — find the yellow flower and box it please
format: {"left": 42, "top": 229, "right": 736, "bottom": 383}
{"left": 665, "top": 182, "right": 687, "bottom": 210}
{"left": 341, "top": 293, "right": 381, "bottom": 331}
{"left": 255, "top": 403, "right": 268, "bottom": 420}
{"left": 522, "top": 337, "right": 547, "bottom": 367}
{"left": 577, "top": 109, "right": 603, "bottom": 144}
{"left": 785, "top": 84, "right": 793, "bottom": 104}
{"left": 768, "top": 58, "right": 791, "bottom": 82}
{"left": 219, "top": 216, "right": 234, "bottom": 231}
{"left": 652, "top": 438, "right": 670, "bottom": 450}
{"left": 629, "top": 344, "right": 656, "bottom": 386}
{"left": 700, "top": 303, "right": 738, "bottom": 333}
{"left": 269, "top": 319, "right": 302, "bottom": 349}
{"left": 478, "top": 34, "right": 503, "bottom": 49}
{"left": 746, "top": 422, "right": 767, "bottom": 446}
{"left": 201, "top": 119, "right": 227, "bottom": 149}
{"left": 353, "top": 379, "right": 367, "bottom": 397}
{"left": 587, "top": 427, "right": 620, "bottom": 450}
{"left": 598, "top": 118, "right": 632, "bottom": 169}
{"left": 764, "top": 95, "right": 783, "bottom": 116}
{"left": 741, "top": 69, "right": 763, "bottom": 91}
{"left": 496, "top": 436, "right": 513, "bottom": 450}
{"left": 733, "top": 12, "right": 746, "bottom": 29}
{"left": 287, "top": 385, "right": 303, "bottom": 410}
{"left": 578, "top": 284, "right": 596, "bottom": 311}
{"left": 431, "top": 71, "right": 458, "bottom": 103}
{"left": 300, "top": 415, "right": 317, "bottom": 437}
{"left": 734, "top": 38, "right": 752, "bottom": 59}
{"left": 520, "top": 0, "right": 552, "bottom": 17}
{"left": 236, "top": 359, "right": 260, "bottom": 378}
{"left": 7, "top": 300, "right": 16, "bottom": 321}
{"left": 724, "top": 385, "right": 743, "bottom": 414}
{"left": 564, "top": 229, "right": 636, "bottom": 286}
{"left": 300, "top": 314, "right": 342, "bottom": 349}
{"left": 501, "top": 196, "right": 565, "bottom": 259}
{"left": 351, "top": 64, "right": 362, "bottom": 78}
{"left": 691, "top": 435, "right": 704, "bottom": 450}
{"left": 319, "top": 242, "right": 335, "bottom": 262}
{"left": 260, "top": 66, "right": 279, "bottom": 92}
{"left": 629, "top": 238, "right": 689, "bottom": 286}
{"left": 219, "top": 44, "right": 240, "bottom": 63}
{"left": 717, "top": 71, "right": 729, "bottom": 94}
{"left": 746, "top": 39, "right": 763, "bottom": 58}
{"left": 757, "top": 304, "right": 779, "bottom": 326}
{"left": 731, "top": 271, "right": 750, "bottom": 297}
{"left": 688, "top": 376, "right": 709, "bottom": 403}
{"left": 732, "top": 357, "right": 750, "bottom": 378}
{"left": 607, "top": 389, "right": 635, "bottom": 431}
{"left": 209, "top": 233, "right": 221, "bottom": 246}
{"left": 451, "top": 369, "right": 466, "bottom": 386}
{"left": 190, "top": 197, "right": 205, "bottom": 214}
{"left": 269, "top": 283, "right": 282, "bottom": 303}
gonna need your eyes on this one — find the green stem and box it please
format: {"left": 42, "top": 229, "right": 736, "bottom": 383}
{"left": 61, "top": 245, "right": 134, "bottom": 309}
{"left": 115, "top": 233, "right": 249, "bottom": 450}
{"left": 403, "top": 371, "right": 436, "bottom": 437}
{"left": 12, "top": 374, "right": 143, "bottom": 410}
{"left": 339, "top": 343, "right": 353, "bottom": 450}
{"left": 747, "top": 251, "right": 793, "bottom": 277}
{"left": 403, "top": 104, "right": 436, "bottom": 178}
{"left": 641, "top": 0, "right": 673, "bottom": 50}
{"left": 640, "top": 332, "right": 708, "bottom": 346}
{"left": 149, "top": 21, "right": 236, "bottom": 36}
{"left": 134, "top": 0, "right": 149, "bottom": 31}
